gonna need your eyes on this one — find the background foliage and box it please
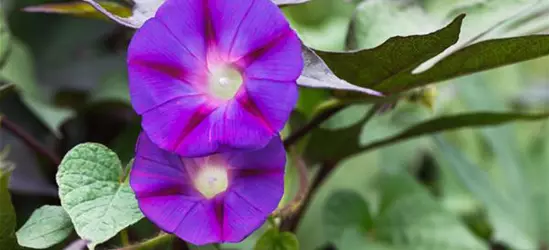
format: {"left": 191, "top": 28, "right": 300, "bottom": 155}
{"left": 1, "top": 0, "right": 549, "bottom": 249}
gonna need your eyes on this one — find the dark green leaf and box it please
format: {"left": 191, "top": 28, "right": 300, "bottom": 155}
{"left": 304, "top": 105, "right": 371, "bottom": 164}
{"left": 254, "top": 228, "right": 299, "bottom": 250}
{"left": 378, "top": 34, "right": 549, "bottom": 91}
{"left": 358, "top": 112, "right": 549, "bottom": 159}
{"left": 0, "top": 150, "right": 17, "bottom": 250}
{"left": 16, "top": 206, "right": 73, "bottom": 249}
{"left": 297, "top": 47, "right": 382, "bottom": 96}
{"left": 323, "top": 190, "right": 372, "bottom": 238}
{"left": 314, "top": 15, "right": 464, "bottom": 93}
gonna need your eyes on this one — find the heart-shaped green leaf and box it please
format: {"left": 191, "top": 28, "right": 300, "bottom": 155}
{"left": 56, "top": 143, "right": 143, "bottom": 249}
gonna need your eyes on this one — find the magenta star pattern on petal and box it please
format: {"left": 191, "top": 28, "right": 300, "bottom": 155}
{"left": 130, "top": 133, "right": 286, "bottom": 245}
{"left": 128, "top": 0, "right": 303, "bottom": 157}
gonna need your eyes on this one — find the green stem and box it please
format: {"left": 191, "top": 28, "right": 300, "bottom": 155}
{"left": 116, "top": 233, "right": 174, "bottom": 250}
{"left": 280, "top": 104, "right": 381, "bottom": 232}
{"left": 120, "top": 229, "right": 130, "bottom": 247}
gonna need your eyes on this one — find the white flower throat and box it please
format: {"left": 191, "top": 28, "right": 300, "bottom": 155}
{"left": 208, "top": 65, "right": 243, "bottom": 100}
{"left": 194, "top": 166, "right": 229, "bottom": 199}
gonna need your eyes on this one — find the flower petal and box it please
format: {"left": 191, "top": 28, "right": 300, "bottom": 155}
{"left": 131, "top": 133, "right": 199, "bottom": 198}
{"left": 171, "top": 200, "right": 223, "bottom": 245}
{"left": 229, "top": 172, "right": 284, "bottom": 214}
{"left": 240, "top": 79, "right": 298, "bottom": 134}
{"left": 171, "top": 98, "right": 276, "bottom": 156}
{"left": 208, "top": 0, "right": 290, "bottom": 61}
{"left": 227, "top": 136, "right": 286, "bottom": 172}
{"left": 222, "top": 172, "right": 284, "bottom": 241}
{"left": 153, "top": 0, "right": 208, "bottom": 62}
{"left": 239, "top": 31, "right": 303, "bottom": 82}
{"left": 140, "top": 96, "right": 218, "bottom": 154}
{"left": 128, "top": 18, "right": 207, "bottom": 113}
{"left": 132, "top": 134, "right": 217, "bottom": 243}
{"left": 207, "top": 0, "right": 254, "bottom": 60}
{"left": 221, "top": 190, "right": 270, "bottom": 242}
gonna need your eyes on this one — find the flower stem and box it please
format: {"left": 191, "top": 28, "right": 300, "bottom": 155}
{"left": 120, "top": 229, "right": 130, "bottom": 247}
{"left": 272, "top": 150, "right": 309, "bottom": 218}
{"left": 116, "top": 233, "right": 174, "bottom": 250}
{"left": 279, "top": 161, "right": 335, "bottom": 232}
{"left": 0, "top": 116, "right": 61, "bottom": 166}
{"left": 280, "top": 104, "right": 380, "bottom": 232}
{"left": 283, "top": 103, "right": 344, "bottom": 148}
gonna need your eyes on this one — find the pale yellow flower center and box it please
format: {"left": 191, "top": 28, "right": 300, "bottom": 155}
{"left": 208, "top": 65, "right": 243, "bottom": 101}
{"left": 193, "top": 166, "right": 229, "bottom": 199}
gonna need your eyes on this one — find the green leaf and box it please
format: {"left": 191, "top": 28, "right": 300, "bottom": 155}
{"left": 314, "top": 14, "right": 464, "bottom": 93}
{"left": 22, "top": 2, "right": 132, "bottom": 19}
{"left": 0, "top": 40, "right": 73, "bottom": 136}
{"left": 433, "top": 136, "right": 537, "bottom": 249}
{"left": 0, "top": 151, "right": 17, "bottom": 250}
{"left": 323, "top": 190, "right": 372, "bottom": 239}
{"left": 89, "top": 72, "right": 130, "bottom": 105}
{"left": 336, "top": 230, "right": 396, "bottom": 250}
{"left": 56, "top": 143, "right": 143, "bottom": 248}
{"left": 304, "top": 105, "right": 371, "bottom": 164}
{"left": 254, "top": 228, "right": 299, "bottom": 250}
{"left": 0, "top": 12, "right": 10, "bottom": 68}
{"left": 16, "top": 205, "right": 73, "bottom": 249}
{"left": 357, "top": 112, "right": 549, "bottom": 159}
{"left": 375, "top": 173, "right": 487, "bottom": 250}
{"left": 379, "top": 34, "right": 549, "bottom": 92}
{"left": 297, "top": 47, "right": 382, "bottom": 96}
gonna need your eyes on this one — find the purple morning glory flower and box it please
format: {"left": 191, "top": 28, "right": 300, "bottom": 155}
{"left": 128, "top": 0, "right": 303, "bottom": 157}
{"left": 130, "top": 132, "right": 286, "bottom": 245}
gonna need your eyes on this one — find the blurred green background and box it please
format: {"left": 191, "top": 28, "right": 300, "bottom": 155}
{"left": 1, "top": 0, "right": 549, "bottom": 249}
